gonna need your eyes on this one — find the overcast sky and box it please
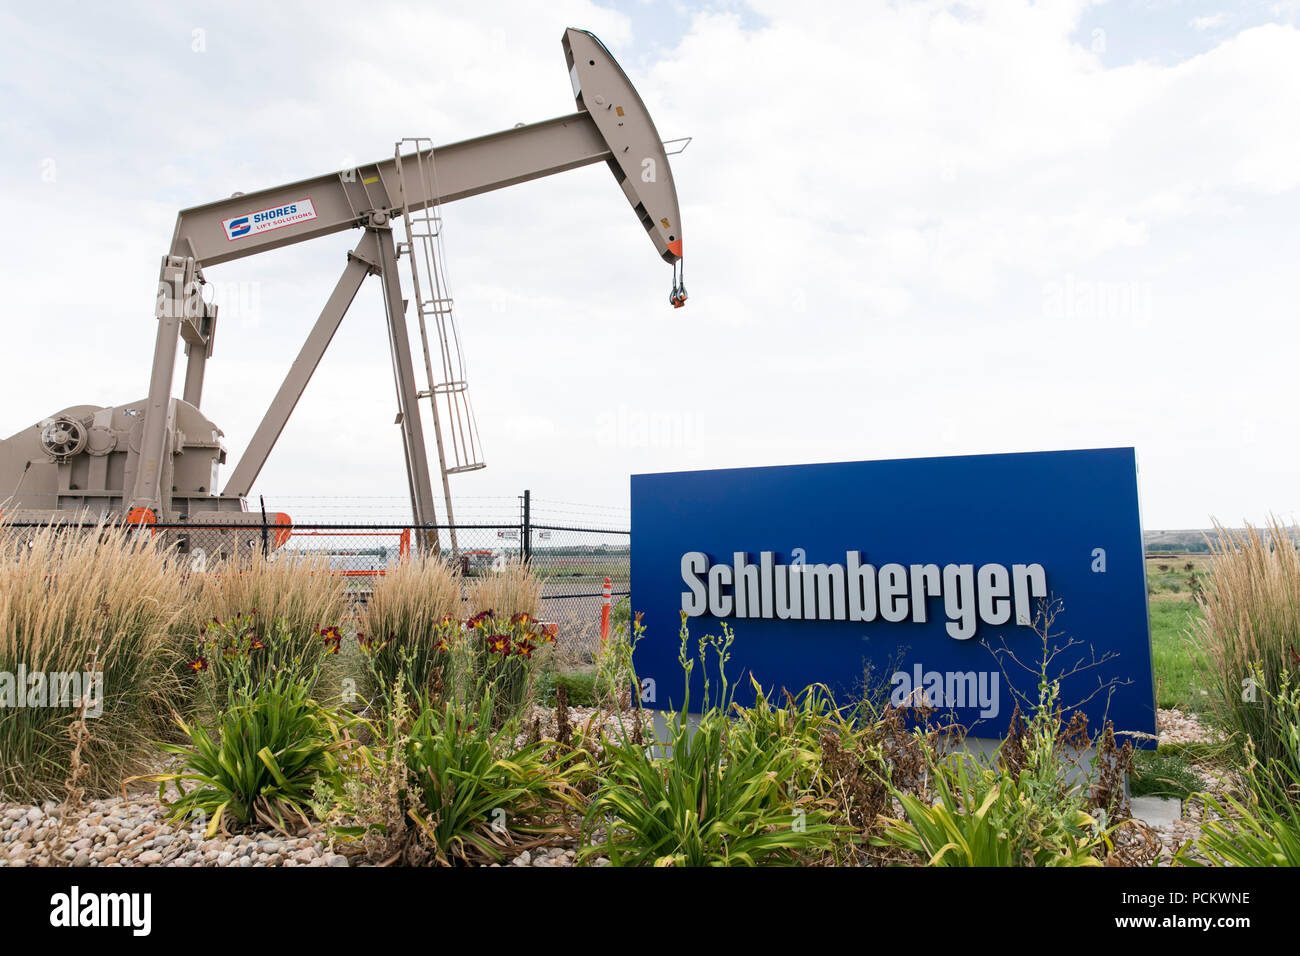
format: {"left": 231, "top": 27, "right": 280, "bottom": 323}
{"left": 2, "top": 0, "right": 1298, "bottom": 529}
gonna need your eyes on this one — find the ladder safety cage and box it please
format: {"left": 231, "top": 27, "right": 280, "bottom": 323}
{"left": 394, "top": 138, "right": 489, "bottom": 555}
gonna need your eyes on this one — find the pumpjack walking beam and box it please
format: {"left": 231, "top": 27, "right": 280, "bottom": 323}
{"left": 126, "top": 28, "right": 684, "bottom": 521}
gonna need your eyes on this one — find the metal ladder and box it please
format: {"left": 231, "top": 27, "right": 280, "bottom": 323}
{"left": 393, "top": 137, "right": 486, "bottom": 557}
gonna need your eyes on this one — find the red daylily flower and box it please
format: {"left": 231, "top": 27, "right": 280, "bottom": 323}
{"left": 319, "top": 625, "right": 343, "bottom": 655}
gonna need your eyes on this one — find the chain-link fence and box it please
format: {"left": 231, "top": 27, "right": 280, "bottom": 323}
{"left": 1, "top": 507, "right": 630, "bottom": 664}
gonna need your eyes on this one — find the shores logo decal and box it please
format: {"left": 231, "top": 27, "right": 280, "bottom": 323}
{"left": 222, "top": 198, "right": 317, "bottom": 241}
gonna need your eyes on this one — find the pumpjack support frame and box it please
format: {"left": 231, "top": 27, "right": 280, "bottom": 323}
{"left": 0, "top": 28, "right": 684, "bottom": 534}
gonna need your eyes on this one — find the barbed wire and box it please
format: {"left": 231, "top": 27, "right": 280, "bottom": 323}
{"left": 249, "top": 493, "right": 630, "bottom": 532}
{"left": 530, "top": 496, "right": 630, "bottom": 513}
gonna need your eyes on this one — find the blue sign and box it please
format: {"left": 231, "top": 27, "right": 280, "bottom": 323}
{"left": 630, "top": 447, "right": 1156, "bottom": 746}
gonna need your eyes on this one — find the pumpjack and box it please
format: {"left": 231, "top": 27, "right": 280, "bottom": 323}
{"left": 0, "top": 29, "right": 684, "bottom": 548}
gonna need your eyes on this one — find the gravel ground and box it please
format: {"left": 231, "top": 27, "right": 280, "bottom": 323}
{"left": 0, "top": 798, "right": 348, "bottom": 868}
{"left": 1144, "top": 707, "right": 1234, "bottom": 863}
{"left": 1157, "top": 707, "right": 1221, "bottom": 746}
{"left": 0, "top": 796, "right": 610, "bottom": 868}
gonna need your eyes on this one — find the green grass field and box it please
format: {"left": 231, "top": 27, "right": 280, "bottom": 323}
{"left": 1149, "top": 599, "right": 1208, "bottom": 711}
{"left": 1145, "top": 554, "right": 1210, "bottom": 712}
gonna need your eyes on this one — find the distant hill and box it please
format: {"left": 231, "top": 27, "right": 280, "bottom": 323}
{"left": 1144, "top": 530, "right": 1215, "bottom": 553}
{"left": 1144, "top": 526, "right": 1300, "bottom": 553}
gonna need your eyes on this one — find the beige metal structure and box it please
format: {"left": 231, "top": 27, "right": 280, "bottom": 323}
{"left": 394, "top": 135, "right": 484, "bottom": 555}
{"left": 0, "top": 29, "right": 683, "bottom": 532}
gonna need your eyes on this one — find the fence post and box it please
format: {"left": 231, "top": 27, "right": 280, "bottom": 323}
{"left": 600, "top": 576, "right": 612, "bottom": 643}
{"left": 522, "top": 489, "right": 532, "bottom": 564}
{"left": 258, "top": 495, "right": 269, "bottom": 558}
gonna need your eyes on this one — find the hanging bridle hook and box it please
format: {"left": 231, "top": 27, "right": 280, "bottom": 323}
{"left": 669, "top": 258, "right": 688, "bottom": 308}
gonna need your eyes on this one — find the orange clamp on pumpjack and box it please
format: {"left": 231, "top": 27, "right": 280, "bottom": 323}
{"left": 669, "top": 256, "right": 688, "bottom": 308}
{"left": 125, "top": 507, "right": 155, "bottom": 525}
{"left": 125, "top": 507, "right": 157, "bottom": 538}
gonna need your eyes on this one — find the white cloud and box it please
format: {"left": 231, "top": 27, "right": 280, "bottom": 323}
{"left": 2, "top": 1, "right": 1300, "bottom": 527}
{"left": 1191, "top": 13, "right": 1230, "bottom": 30}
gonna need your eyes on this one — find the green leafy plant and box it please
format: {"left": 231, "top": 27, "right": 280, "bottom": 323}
{"left": 186, "top": 550, "right": 349, "bottom": 700}
{"left": 874, "top": 749, "right": 1107, "bottom": 866}
{"left": 592, "top": 607, "right": 644, "bottom": 711}
{"left": 184, "top": 612, "right": 338, "bottom": 713}
{"left": 1129, "top": 750, "right": 1200, "bottom": 800}
{"left": 1179, "top": 675, "right": 1300, "bottom": 867}
{"left": 535, "top": 667, "right": 598, "bottom": 708}
{"left": 580, "top": 614, "right": 838, "bottom": 866}
{"left": 466, "top": 610, "right": 553, "bottom": 724}
{"left": 359, "top": 605, "right": 553, "bottom": 724}
{"left": 610, "top": 596, "right": 631, "bottom": 636}
{"left": 730, "top": 680, "right": 841, "bottom": 795}
{"left": 1180, "top": 769, "right": 1300, "bottom": 867}
{"left": 323, "top": 688, "right": 576, "bottom": 866}
{"left": 358, "top": 612, "right": 458, "bottom": 711}
{"left": 147, "top": 670, "right": 345, "bottom": 837}
{"left": 873, "top": 599, "right": 1134, "bottom": 867}
{"left": 405, "top": 692, "right": 572, "bottom": 864}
